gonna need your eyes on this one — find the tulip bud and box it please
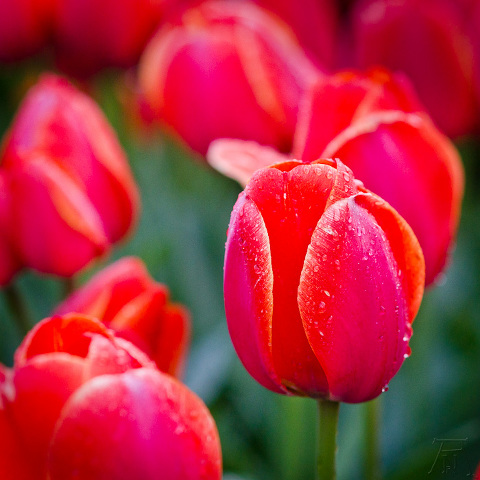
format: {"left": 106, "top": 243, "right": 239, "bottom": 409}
{"left": 52, "top": 0, "right": 170, "bottom": 77}
{"left": 0, "top": 314, "right": 222, "bottom": 479}
{"left": 54, "top": 257, "right": 190, "bottom": 378}
{"left": 350, "top": 0, "right": 477, "bottom": 138}
{"left": 0, "top": 74, "right": 140, "bottom": 279}
{"left": 138, "top": 0, "right": 321, "bottom": 156}
{"left": 224, "top": 158, "right": 424, "bottom": 402}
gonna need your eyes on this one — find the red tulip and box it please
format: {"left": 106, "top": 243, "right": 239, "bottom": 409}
{"left": 209, "top": 70, "right": 464, "bottom": 286}
{"left": 0, "top": 314, "right": 222, "bottom": 479}
{"left": 224, "top": 158, "right": 424, "bottom": 402}
{"left": 0, "top": 0, "right": 52, "bottom": 62}
{"left": 0, "top": 173, "right": 20, "bottom": 285}
{"left": 0, "top": 74, "right": 140, "bottom": 279}
{"left": 54, "top": 257, "right": 190, "bottom": 378}
{"left": 138, "top": 0, "right": 321, "bottom": 156}
{"left": 349, "top": 0, "right": 477, "bottom": 138}
{"left": 52, "top": 0, "right": 172, "bottom": 77}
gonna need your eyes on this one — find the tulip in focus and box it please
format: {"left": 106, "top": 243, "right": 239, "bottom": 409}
{"left": 0, "top": 314, "right": 222, "bottom": 479}
{"left": 0, "top": 74, "right": 140, "bottom": 282}
{"left": 349, "top": 0, "right": 477, "bottom": 138}
{"left": 54, "top": 257, "right": 190, "bottom": 378}
{"left": 224, "top": 158, "right": 425, "bottom": 402}
{"left": 209, "top": 69, "right": 464, "bottom": 286}
{"left": 138, "top": 0, "right": 321, "bottom": 156}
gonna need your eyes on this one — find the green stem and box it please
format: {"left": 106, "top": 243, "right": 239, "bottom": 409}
{"left": 4, "top": 283, "right": 31, "bottom": 336}
{"left": 364, "top": 397, "right": 382, "bottom": 480}
{"left": 62, "top": 276, "right": 76, "bottom": 299}
{"left": 317, "top": 399, "right": 340, "bottom": 480}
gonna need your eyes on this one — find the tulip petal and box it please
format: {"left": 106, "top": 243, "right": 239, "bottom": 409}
{"left": 9, "top": 155, "right": 109, "bottom": 276}
{"left": 0, "top": 398, "right": 36, "bottom": 480}
{"left": 9, "top": 353, "right": 85, "bottom": 472}
{"left": 3, "top": 75, "right": 139, "bottom": 243}
{"left": 206, "top": 138, "right": 288, "bottom": 186}
{"left": 48, "top": 369, "right": 222, "bottom": 480}
{"left": 0, "top": 172, "right": 20, "bottom": 285}
{"left": 298, "top": 193, "right": 418, "bottom": 402}
{"left": 243, "top": 162, "right": 354, "bottom": 396}
{"left": 224, "top": 193, "right": 284, "bottom": 393}
{"left": 15, "top": 314, "right": 111, "bottom": 366}
{"left": 54, "top": 257, "right": 159, "bottom": 322}
{"left": 322, "top": 112, "right": 462, "bottom": 285}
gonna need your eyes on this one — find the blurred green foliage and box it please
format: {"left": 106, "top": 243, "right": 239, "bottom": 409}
{"left": 0, "top": 69, "right": 479, "bottom": 479}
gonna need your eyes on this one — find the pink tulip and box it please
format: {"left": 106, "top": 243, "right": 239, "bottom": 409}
{"left": 138, "top": 0, "right": 321, "bottom": 156}
{"left": 0, "top": 74, "right": 140, "bottom": 279}
{"left": 54, "top": 257, "right": 190, "bottom": 378}
{"left": 349, "top": 0, "right": 477, "bottom": 138}
{"left": 224, "top": 158, "right": 424, "bottom": 402}
{"left": 0, "top": 314, "right": 222, "bottom": 479}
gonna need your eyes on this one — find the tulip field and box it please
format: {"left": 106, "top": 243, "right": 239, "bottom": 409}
{"left": 1, "top": 1, "right": 480, "bottom": 479}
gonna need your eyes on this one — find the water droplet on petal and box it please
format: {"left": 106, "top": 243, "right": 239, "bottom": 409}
{"left": 318, "top": 301, "right": 326, "bottom": 313}
{"left": 382, "top": 385, "right": 389, "bottom": 393}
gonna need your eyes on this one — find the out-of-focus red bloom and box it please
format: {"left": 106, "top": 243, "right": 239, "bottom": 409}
{"left": 349, "top": 0, "right": 477, "bottom": 138}
{"left": 0, "top": 314, "right": 222, "bottom": 479}
{"left": 468, "top": 1, "right": 480, "bottom": 111}
{"left": 0, "top": 173, "right": 20, "bottom": 285}
{"left": 52, "top": 0, "right": 172, "bottom": 78}
{"left": 209, "top": 70, "right": 464, "bottom": 286}
{"left": 224, "top": 158, "right": 424, "bottom": 403}
{"left": 253, "top": 0, "right": 338, "bottom": 69}
{"left": 54, "top": 257, "right": 190, "bottom": 378}
{"left": 0, "top": 74, "right": 140, "bottom": 281}
{"left": 0, "top": 0, "right": 52, "bottom": 63}
{"left": 138, "top": 0, "right": 321, "bottom": 156}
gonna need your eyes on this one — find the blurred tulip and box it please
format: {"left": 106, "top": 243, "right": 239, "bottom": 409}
{"left": 224, "top": 158, "right": 424, "bottom": 402}
{"left": 0, "top": 74, "right": 140, "bottom": 279}
{"left": 138, "top": 0, "right": 321, "bottom": 156}
{"left": 349, "top": 0, "right": 477, "bottom": 138}
{"left": 0, "top": 0, "right": 52, "bottom": 63}
{"left": 54, "top": 257, "right": 190, "bottom": 378}
{"left": 253, "top": 0, "right": 338, "bottom": 69}
{"left": 52, "top": 0, "right": 172, "bottom": 77}
{"left": 468, "top": 1, "right": 480, "bottom": 111}
{"left": 0, "top": 314, "right": 222, "bottom": 479}
{"left": 0, "top": 173, "right": 20, "bottom": 285}
{"left": 209, "top": 70, "right": 464, "bottom": 286}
